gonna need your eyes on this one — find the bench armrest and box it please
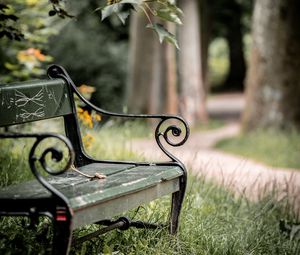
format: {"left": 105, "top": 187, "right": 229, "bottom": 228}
{"left": 0, "top": 133, "right": 74, "bottom": 204}
{"left": 47, "top": 65, "right": 190, "bottom": 164}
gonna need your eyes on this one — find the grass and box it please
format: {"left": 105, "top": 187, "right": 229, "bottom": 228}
{"left": 70, "top": 177, "right": 299, "bottom": 255}
{"left": 0, "top": 123, "right": 299, "bottom": 254}
{"left": 0, "top": 138, "right": 32, "bottom": 187}
{"left": 216, "top": 128, "right": 300, "bottom": 169}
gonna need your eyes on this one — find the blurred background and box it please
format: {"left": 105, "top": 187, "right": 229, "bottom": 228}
{"left": 1, "top": 1, "right": 300, "bottom": 253}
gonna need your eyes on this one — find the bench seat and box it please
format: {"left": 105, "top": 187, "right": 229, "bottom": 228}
{"left": 0, "top": 163, "right": 182, "bottom": 228}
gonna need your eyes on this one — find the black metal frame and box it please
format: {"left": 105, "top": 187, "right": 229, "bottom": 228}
{"left": 0, "top": 64, "right": 190, "bottom": 254}
{"left": 49, "top": 64, "right": 190, "bottom": 233}
{"left": 0, "top": 132, "right": 75, "bottom": 254}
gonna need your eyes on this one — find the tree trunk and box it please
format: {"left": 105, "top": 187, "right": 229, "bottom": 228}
{"left": 165, "top": 22, "right": 178, "bottom": 114}
{"left": 127, "top": 12, "right": 164, "bottom": 114}
{"left": 199, "top": 0, "right": 212, "bottom": 94}
{"left": 224, "top": 1, "right": 246, "bottom": 91}
{"left": 242, "top": 0, "right": 300, "bottom": 130}
{"left": 178, "top": 0, "right": 208, "bottom": 125}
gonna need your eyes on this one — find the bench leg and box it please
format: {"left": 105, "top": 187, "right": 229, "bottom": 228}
{"left": 169, "top": 189, "right": 185, "bottom": 235}
{"left": 52, "top": 216, "right": 72, "bottom": 255}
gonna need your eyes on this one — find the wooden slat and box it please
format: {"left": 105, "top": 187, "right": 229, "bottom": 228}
{"left": 0, "top": 163, "right": 183, "bottom": 228}
{"left": 0, "top": 163, "right": 136, "bottom": 199}
{"left": 68, "top": 165, "right": 183, "bottom": 209}
{"left": 0, "top": 79, "right": 72, "bottom": 126}
{"left": 0, "top": 164, "right": 182, "bottom": 203}
{"left": 72, "top": 178, "right": 180, "bottom": 228}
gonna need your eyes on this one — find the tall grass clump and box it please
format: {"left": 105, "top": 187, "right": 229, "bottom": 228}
{"left": 216, "top": 128, "right": 300, "bottom": 169}
{"left": 0, "top": 139, "right": 32, "bottom": 187}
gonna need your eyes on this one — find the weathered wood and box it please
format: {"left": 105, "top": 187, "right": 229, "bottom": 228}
{"left": 73, "top": 178, "right": 179, "bottom": 228}
{"left": 0, "top": 163, "right": 182, "bottom": 224}
{"left": 0, "top": 79, "right": 72, "bottom": 127}
{"left": 69, "top": 165, "right": 182, "bottom": 209}
{"left": 0, "top": 163, "right": 135, "bottom": 199}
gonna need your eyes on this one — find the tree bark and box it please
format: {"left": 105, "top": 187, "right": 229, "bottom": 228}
{"left": 224, "top": 1, "right": 246, "bottom": 91}
{"left": 127, "top": 12, "right": 164, "bottom": 114}
{"left": 199, "top": 0, "right": 212, "bottom": 94}
{"left": 178, "top": 0, "right": 208, "bottom": 125}
{"left": 165, "top": 22, "right": 178, "bottom": 114}
{"left": 242, "top": 0, "right": 300, "bottom": 130}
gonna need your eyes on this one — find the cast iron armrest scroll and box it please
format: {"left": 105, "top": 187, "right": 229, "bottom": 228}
{"left": 0, "top": 133, "right": 75, "bottom": 205}
{"left": 47, "top": 65, "right": 190, "bottom": 164}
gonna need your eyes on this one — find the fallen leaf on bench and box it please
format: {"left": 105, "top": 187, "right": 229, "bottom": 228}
{"left": 93, "top": 173, "right": 107, "bottom": 180}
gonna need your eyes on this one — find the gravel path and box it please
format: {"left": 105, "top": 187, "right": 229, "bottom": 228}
{"left": 130, "top": 93, "right": 300, "bottom": 213}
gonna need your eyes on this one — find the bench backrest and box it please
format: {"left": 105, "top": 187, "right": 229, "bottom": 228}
{"left": 0, "top": 72, "right": 91, "bottom": 166}
{"left": 0, "top": 79, "right": 73, "bottom": 127}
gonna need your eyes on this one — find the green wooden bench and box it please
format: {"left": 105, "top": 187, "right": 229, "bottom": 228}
{"left": 0, "top": 65, "right": 189, "bottom": 254}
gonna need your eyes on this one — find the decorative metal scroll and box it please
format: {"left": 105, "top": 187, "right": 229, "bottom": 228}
{"left": 0, "top": 133, "right": 75, "bottom": 203}
{"left": 47, "top": 65, "right": 190, "bottom": 164}
{"left": 155, "top": 119, "right": 189, "bottom": 162}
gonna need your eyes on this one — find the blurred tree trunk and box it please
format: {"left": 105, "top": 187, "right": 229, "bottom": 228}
{"left": 199, "top": 0, "right": 212, "bottom": 94}
{"left": 178, "top": 0, "right": 208, "bottom": 125}
{"left": 242, "top": 0, "right": 300, "bottom": 130}
{"left": 224, "top": 0, "right": 246, "bottom": 91}
{"left": 165, "top": 22, "right": 178, "bottom": 114}
{"left": 127, "top": 12, "right": 165, "bottom": 114}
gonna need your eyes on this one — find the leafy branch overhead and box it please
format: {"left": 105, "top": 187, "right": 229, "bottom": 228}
{"left": 98, "top": 0, "right": 183, "bottom": 48}
{"left": 0, "top": 4, "right": 24, "bottom": 41}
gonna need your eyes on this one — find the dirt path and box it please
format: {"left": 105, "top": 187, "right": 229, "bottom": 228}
{"left": 130, "top": 93, "right": 300, "bottom": 212}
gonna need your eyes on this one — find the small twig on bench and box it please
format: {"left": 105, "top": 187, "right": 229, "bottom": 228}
{"left": 70, "top": 165, "right": 106, "bottom": 180}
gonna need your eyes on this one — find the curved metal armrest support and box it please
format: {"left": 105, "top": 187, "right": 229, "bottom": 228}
{"left": 47, "top": 65, "right": 190, "bottom": 164}
{"left": 0, "top": 133, "right": 75, "bottom": 204}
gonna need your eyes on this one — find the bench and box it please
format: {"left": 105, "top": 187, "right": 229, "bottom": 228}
{"left": 0, "top": 65, "right": 189, "bottom": 254}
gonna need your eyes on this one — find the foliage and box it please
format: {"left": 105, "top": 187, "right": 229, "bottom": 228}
{"left": 48, "top": 0, "right": 74, "bottom": 19}
{"left": 0, "top": 0, "right": 65, "bottom": 82}
{"left": 208, "top": 38, "right": 229, "bottom": 87}
{"left": 98, "top": 0, "right": 182, "bottom": 48}
{"left": 2, "top": 0, "right": 182, "bottom": 50}
{"left": 216, "top": 128, "right": 300, "bottom": 169}
{"left": 76, "top": 85, "right": 102, "bottom": 148}
{"left": 0, "top": 3, "right": 24, "bottom": 41}
{"left": 48, "top": 1, "right": 129, "bottom": 112}
{"left": 147, "top": 23, "right": 178, "bottom": 48}
{"left": 77, "top": 107, "right": 101, "bottom": 130}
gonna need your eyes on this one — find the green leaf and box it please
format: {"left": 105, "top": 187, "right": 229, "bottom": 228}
{"left": 147, "top": 23, "right": 179, "bottom": 49}
{"left": 99, "top": 0, "right": 142, "bottom": 24}
{"left": 156, "top": 8, "right": 182, "bottom": 25}
{"left": 4, "top": 62, "right": 19, "bottom": 71}
{"left": 166, "top": 2, "right": 183, "bottom": 16}
{"left": 116, "top": 10, "right": 131, "bottom": 24}
{"left": 103, "top": 243, "right": 112, "bottom": 255}
{"left": 157, "top": 0, "right": 183, "bottom": 16}
{"left": 100, "top": 4, "right": 122, "bottom": 21}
